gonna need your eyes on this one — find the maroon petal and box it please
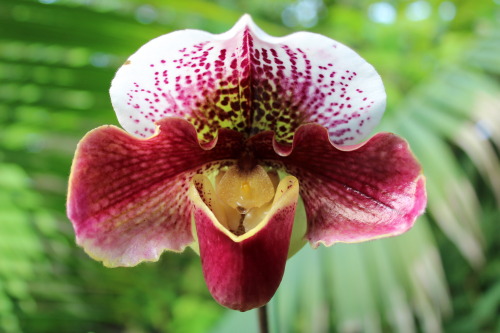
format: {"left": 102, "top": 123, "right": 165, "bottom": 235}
{"left": 67, "top": 118, "right": 243, "bottom": 267}
{"left": 190, "top": 175, "right": 299, "bottom": 311}
{"left": 249, "top": 124, "right": 426, "bottom": 245}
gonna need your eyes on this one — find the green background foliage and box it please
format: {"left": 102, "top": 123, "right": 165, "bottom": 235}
{"left": 0, "top": 0, "right": 499, "bottom": 332}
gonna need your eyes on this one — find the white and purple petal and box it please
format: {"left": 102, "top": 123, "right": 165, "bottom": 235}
{"left": 111, "top": 15, "right": 385, "bottom": 145}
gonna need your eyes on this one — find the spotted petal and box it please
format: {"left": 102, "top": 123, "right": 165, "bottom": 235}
{"left": 189, "top": 174, "right": 299, "bottom": 311}
{"left": 67, "top": 118, "right": 244, "bottom": 267}
{"left": 111, "top": 15, "right": 385, "bottom": 145}
{"left": 249, "top": 124, "right": 426, "bottom": 245}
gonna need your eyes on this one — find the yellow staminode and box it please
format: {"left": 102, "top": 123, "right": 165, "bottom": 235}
{"left": 189, "top": 164, "right": 300, "bottom": 242}
{"left": 190, "top": 171, "right": 299, "bottom": 244}
{"left": 216, "top": 165, "right": 276, "bottom": 213}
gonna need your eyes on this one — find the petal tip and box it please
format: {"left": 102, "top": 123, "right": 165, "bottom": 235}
{"left": 233, "top": 14, "right": 259, "bottom": 33}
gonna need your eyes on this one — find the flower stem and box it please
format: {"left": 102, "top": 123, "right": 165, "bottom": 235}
{"left": 258, "top": 305, "right": 269, "bottom": 333}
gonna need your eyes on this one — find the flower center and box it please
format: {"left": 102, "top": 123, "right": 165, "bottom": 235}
{"left": 214, "top": 165, "right": 279, "bottom": 236}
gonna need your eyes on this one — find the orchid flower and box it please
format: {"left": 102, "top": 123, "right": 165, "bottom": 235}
{"left": 67, "top": 15, "right": 426, "bottom": 312}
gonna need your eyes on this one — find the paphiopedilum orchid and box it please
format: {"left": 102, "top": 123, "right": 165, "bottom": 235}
{"left": 67, "top": 15, "right": 426, "bottom": 312}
